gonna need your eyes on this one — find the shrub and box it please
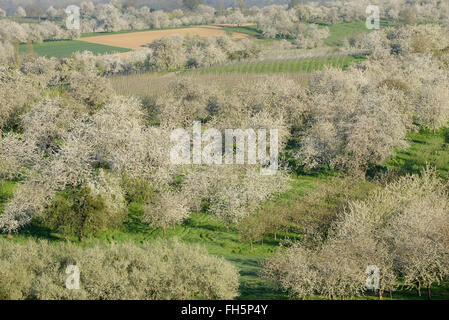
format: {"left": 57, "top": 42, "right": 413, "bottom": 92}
{"left": 45, "top": 186, "right": 105, "bottom": 241}
{"left": 147, "top": 35, "right": 186, "bottom": 71}
{"left": 415, "top": 84, "right": 449, "bottom": 133}
{"left": 0, "top": 238, "right": 240, "bottom": 300}
{"left": 0, "top": 41, "right": 14, "bottom": 65}
{"left": 44, "top": 175, "right": 126, "bottom": 241}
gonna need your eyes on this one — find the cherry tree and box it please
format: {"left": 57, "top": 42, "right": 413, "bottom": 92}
{"left": 143, "top": 190, "right": 189, "bottom": 236}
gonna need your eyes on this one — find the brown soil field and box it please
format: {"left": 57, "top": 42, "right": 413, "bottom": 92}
{"left": 79, "top": 27, "right": 248, "bottom": 50}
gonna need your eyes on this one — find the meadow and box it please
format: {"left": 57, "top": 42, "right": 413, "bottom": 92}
{"left": 19, "top": 40, "right": 131, "bottom": 57}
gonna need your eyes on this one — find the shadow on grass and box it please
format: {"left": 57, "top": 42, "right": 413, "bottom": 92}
{"left": 19, "top": 223, "right": 61, "bottom": 242}
{"left": 121, "top": 202, "right": 154, "bottom": 234}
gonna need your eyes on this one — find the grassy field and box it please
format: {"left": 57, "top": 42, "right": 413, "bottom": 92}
{"left": 222, "top": 21, "right": 390, "bottom": 48}
{"left": 111, "top": 73, "right": 311, "bottom": 98}
{"left": 19, "top": 40, "right": 131, "bottom": 57}
{"left": 216, "top": 25, "right": 264, "bottom": 39}
{"left": 186, "top": 55, "right": 366, "bottom": 75}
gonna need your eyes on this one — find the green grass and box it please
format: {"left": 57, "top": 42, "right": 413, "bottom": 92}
{"left": 385, "top": 129, "right": 449, "bottom": 178}
{"left": 186, "top": 55, "right": 366, "bottom": 75}
{"left": 19, "top": 40, "right": 131, "bottom": 57}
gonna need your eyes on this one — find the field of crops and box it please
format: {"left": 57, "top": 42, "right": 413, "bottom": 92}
{"left": 19, "top": 40, "right": 131, "bottom": 57}
{"left": 186, "top": 55, "right": 366, "bottom": 75}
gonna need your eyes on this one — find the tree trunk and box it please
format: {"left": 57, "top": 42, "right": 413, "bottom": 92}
{"left": 417, "top": 282, "right": 421, "bottom": 296}
{"left": 389, "top": 290, "right": 392, "bottom": 299}
{"left": 427, "top": 285, "right": 432, "bottom": 300}
{"left": 163, "top": 227, "right": 166, "bottom": 237}
{"left": 379, "top": 289, "right": 383, "bottom": 300}
{"left": 274, "top": 232, "right": 277, "bottom": 241}
{"left": 250, "top": 241, "right": 253, "bottom": 252}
